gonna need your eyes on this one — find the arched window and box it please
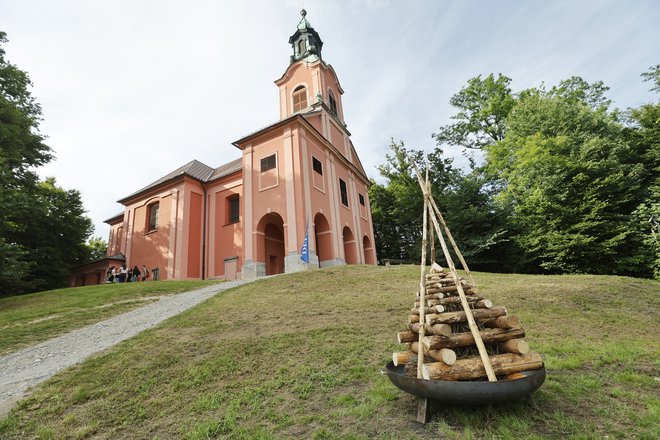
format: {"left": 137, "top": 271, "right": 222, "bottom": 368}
{"left": 147, "top": 202, "right": 159, "bottom": 231}
{"left": 297, "top": 38, "right": 307, "bottom": 56}
{"left": 292, "top": 86, "right": 307, "bottom": 112}
{"left": 328, "top": 90, "right": 338, "bottom": 117}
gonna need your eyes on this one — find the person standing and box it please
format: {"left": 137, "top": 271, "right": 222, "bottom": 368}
{"left": 119, "top": 263, "right": 128, "bottom": 283}
{"left": 132, "top": 265, "right": 140, "bottom": 282}
{"left": 141, "top": 264, "right": 149, "bottom": 282}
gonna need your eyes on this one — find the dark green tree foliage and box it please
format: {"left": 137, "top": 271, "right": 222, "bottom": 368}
{"left": 369, "top": 140, "right": 515, "bottom": 269}
{"left": 0, "top": 32, "right": 93, "bottom": 295}
{"left": 625, "top": 66, "right": 660, "bottom": 277}
{"left": 433, "top": 73, "right": 515, "bottom": 150}
{"left": 369, "top": 141, "right": 425, "bottom": 262}
{"left": 486, "top": 78, "right": 656, "bottom": 276}
{"left": 436, "top": 168, "right": 520, "bottom": 272}
{"left": 375, "top": 70, "right": 658, "bottom": 278}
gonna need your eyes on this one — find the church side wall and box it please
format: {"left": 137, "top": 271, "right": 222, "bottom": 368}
{"left": 107, "top": 222, "right": 123, "bottom": 256}
{"left": 125, "top": 189, "right": 173, "bottom": 280}
{"left": 207, "top": 175, "right": 243, "bottom": 279}
{"left": 246, "top": 130, "right": 289, "bottom": 264}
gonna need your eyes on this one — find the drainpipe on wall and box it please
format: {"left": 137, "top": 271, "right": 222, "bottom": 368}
{"left": 201, "top": 186, "right": 207, "bottom": 280}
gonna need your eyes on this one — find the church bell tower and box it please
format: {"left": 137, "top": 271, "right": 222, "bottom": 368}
{"left": 289, "top": 9, "right": 324, "bottom": 64}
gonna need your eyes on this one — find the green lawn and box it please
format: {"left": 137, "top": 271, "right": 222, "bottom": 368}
{"left": 0, "top": 280, "right": 220, "bottom": 355}
{"left": 1, "top": 265, "right": 658, "bottom": 439}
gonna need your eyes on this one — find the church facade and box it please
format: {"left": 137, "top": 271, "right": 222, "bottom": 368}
{"left": 71, "top": 11, "right": 376, "bottom": 286}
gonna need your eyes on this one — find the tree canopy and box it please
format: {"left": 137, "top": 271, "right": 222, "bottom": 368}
{"left": 371, "top": 68, "right": 659, "bottom": 279}
{"left": 0, "top": 31, "right": 95, "bottom": 296}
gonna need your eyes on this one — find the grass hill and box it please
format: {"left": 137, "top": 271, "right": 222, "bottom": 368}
{"left": 0, "top": 280, "right": 220, "bottom": 355}
{"left": 0, "top": 265, "right": 658, "bottom": 439}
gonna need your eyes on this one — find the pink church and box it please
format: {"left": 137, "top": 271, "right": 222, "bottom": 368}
{"left": 71, "top": 11, "right": 376, "bottom": 286}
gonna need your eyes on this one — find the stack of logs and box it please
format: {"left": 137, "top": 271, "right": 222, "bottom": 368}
{"left": 393, "top": 263, "right": 543, "bottom": 381}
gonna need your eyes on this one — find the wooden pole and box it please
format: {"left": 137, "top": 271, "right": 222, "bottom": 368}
{"left": 410, "top": 162, "right": 477, "bottom": 287}
{"left": 416, "top": 170, "right": 430, "bottom": 379}
{"left": 428, "top": 194, "right": 477, "bottom": 289}
{"left": 430, "top": 219, "right": 436, "bottom": 264}
{"left": 411, "top": 161, "right": 497, "bottom": 382}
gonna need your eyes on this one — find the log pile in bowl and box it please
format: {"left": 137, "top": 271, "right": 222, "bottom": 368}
{"left": 393, "top": 263, "right": 543, "bottom": 381}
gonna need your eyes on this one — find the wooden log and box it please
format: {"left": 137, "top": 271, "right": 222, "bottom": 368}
{"left": 412, "top": 305, "right": 445, "bottom": 314}
{"left": 410, "top": 342, "right": 457, "bottom": 366}
{"left": 425, "top": 306, "right": 507, "bottom": 325}
{"left": 482, "top": 315, "right": 522, "bottom": 330}
{"left": 430, "top": 262, "right": 444, "bottom": 273}
{"left": 499, "top": 338, "right": 529, "bottom": 355}
{"left": 419, "top": 295, "right": 490, "bottom": 308}
{"left": 437, "top": 277, "right": 462, "bottom": 285}
{"left": 431, "top": 294, "right": 484, "bottom": 306}
{"left": 416, "top": 292, "right": 445, "bottom": 301}
{"left": 422, "top": 351, "right": 543, "bottom": 381}
{"left": 426, "top": 287, "right": 474, "bottom": 297}
{"left": 408, "top": 314, "right": 420, "bottom": 324}
{"left": 475, "top": 299, "right": 493, "bottom": 309}
{"left": 426, "top": 284, "right": 474, "bottom": 295}
{"left": 423, "top": 328, "right": 525, "bottom": 350}
{"left": 393, "top": 351, "right": 415, "bottom": 367}
{"left": 408, "top": 322, "right": 452, "bottom": 336}
{"left": 397, "top": 331, "right": 417, "bottom": 343}
{"left": 410, "top": 306, "right": 436, "bottom": 315}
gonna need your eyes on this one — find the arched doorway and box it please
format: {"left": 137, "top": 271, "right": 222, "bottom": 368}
{"left": 363, "top": 236, "right": 375, "bottom": 265}
{"left": 342, "top": 226, "right": 357, "bottom": 265}
{"left": 314, "top": 213, "right": 333, "bottom": 267}
{"left": 257, "top": 213, "right": 285, "bottom": 275}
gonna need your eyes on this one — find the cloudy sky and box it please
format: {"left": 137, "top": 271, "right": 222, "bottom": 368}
{"left": 2, "top": 0, "right": 659, "bottom": 240}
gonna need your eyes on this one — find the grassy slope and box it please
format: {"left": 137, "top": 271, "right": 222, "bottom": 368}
{"left": 0, "top": 280, "right": 220, "bottom": 355}
{"left": 0, "top": 265, "right": 658, "bottom": 439}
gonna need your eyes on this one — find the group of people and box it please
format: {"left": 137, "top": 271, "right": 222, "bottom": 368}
{"left": 106, "top": 263, "right": 150, "bottom": 283}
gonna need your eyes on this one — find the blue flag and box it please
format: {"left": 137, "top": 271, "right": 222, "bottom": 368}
{"left": 300, "top": 219, "right": 310, "bottom": 264}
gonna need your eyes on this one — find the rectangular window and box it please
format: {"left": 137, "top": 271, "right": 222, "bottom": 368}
{"left": 260, "top": 154, "right": 276, "bottom": 172}
{"left": 227, "top": 195, "right": 240, "bottom": 224}
{"left": 312, "top": 157, "right": 323, "bottom": 175}
{"left": 148, "top": 203, "right": 159, "bottom": 231}
{"left": 339, "top": 178, "right": 348, "bottom": 207}
{"left": 359, "top": 193, "right": 365, "bottom": 206}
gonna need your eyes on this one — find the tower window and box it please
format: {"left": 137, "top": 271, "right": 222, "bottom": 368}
{"left": 227, "top": 195, "right": 240, "bottom": 224}
{"left": 312, "top": 157, "right": 323, "bottom": 175}
{"left": 359, "top": 193, "right": 365, "bottom": 206}
{"left": 260, "top": 154, "right": 276, "bottom": 172}
{"left": 339, "top": 178, "right": 348, "bottom": 207}
{"left": 328, "top": 90, "right": 338, "bottom": 117}
{"left": 147, "top": 202, "right": 159, "bottom": 231}
{"left": 297, "top": 38, "right": 307, "bottom": 55}
{"left": 292, "top": 86, "right": 307, "bottom": 112}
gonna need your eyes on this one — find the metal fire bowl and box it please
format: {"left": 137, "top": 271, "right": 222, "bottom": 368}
{"left": 383, "top": 362, "right": 546, "bottom": 406}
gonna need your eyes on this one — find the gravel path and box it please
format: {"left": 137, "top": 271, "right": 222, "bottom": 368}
{"left": 0, "top": 279, "right": 252, "bottom": 416}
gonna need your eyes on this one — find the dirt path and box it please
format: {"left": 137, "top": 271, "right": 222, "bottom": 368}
{"left": 0, "top": 279, "right": 252, "bottom": 416}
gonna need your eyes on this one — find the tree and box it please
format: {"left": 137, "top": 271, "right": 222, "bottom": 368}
{"left": 85, "top": 236, "right": 108, "bottom": 262}
{"left": 625, "top": 66, "right": 660, "bottom": 277}
{"left": 485, "top": 79, "right": 654, "bottom": 276}
{"left": 641, "top": 64, "right": 660, "bottom": 93}
{"left": 433, "top": 74, "right": 515, "bottom": 150}
{"left": 0, "top": 32, "right": 93, "bottom": 295}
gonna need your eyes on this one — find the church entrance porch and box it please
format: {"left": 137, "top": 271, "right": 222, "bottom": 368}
{"left": 256, "top": 213, "right": 285, "bottom": 276}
